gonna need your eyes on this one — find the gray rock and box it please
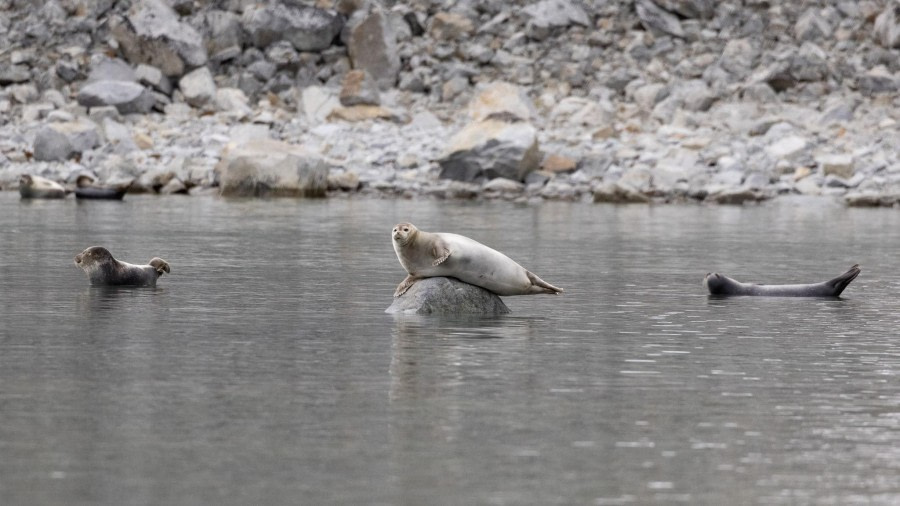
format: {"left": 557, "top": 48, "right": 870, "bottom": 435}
{"left": 592, "top": 181, "right": 650, "bottom": 203}
{"left": 33, "top": 127, "right": 75, "bottom": 161}
{"left": 86, "top": 58, "right": 136, "bottom": 83}
{"left": 339, "top": 70, "right": 380, "bottom": 106}
{"left": 636, "top": 0, "right": 684, "bottom": 39}
{"left": 428, "top": 12, "right": 475, "bottom": 41}
{"left": 215, "top": 88, "right": 251, "bottom": 118}
{"left": 0, "top": 64, "right": 31, "bottom": 85}
{"left": 858, "top": 66, "right": 899, "bottom": 95}
{"left": 179, "top": 67, "right": 217, "bottom": 108}
{"left": 650, "top": 0, "right": 714, "bottom": 19}
{"left": 794, "top": 8, "right": 832, "bottom": 41}
{"left": 135, "top": 64, "right": 172, "bottom": 95}
{"left": 241, "top": 3, "right": 342, "bottom": 51}
{"left": 49, "top": 120, "right": 101, "bottom": 154}
{"left": 111, "top": 0, "right": 208, "bottom": 77}
{"left": 707, "top": 187, "right": 769, "bottom": 205}
{"left": 791, "top": 42, "right": 828, "bottom": 82}
{"left": 438, "top": 119, "right": 541, "bottom": 183}
{"left": 767, "top": 136, "right": 808, "bottom": 159}
{"left": 719, "top": 38, "right": 758, "bottom": 79}
{"left": 218, "top": 139, "right": 328, "bottom": 198}
{"left": 195, "top": 9, "right": 244, "bottom": 62}
{"left": 344, "top": 6, "right": 400, "bottom": 89}
{"left": 385, "top": 277, "right": 510, "bottom": 315}
{"left": 77, "top": 80, "right": 156, "bottom": 114}
{"left": 817, "top": 153, "right": 854, "bottom": 178}
{"left": 523, "top": 0, "right": 590, "bottom": 34}
{"left": 874, "top": 5, "right": 900, "bottom": 48}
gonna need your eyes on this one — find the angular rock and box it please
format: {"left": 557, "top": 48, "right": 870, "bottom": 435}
{"left": 522, "top": 0, "right": 590, "bottom": 30}
{"left": 179, "top": 67, "right": 216, "bottom": 108}
{"left": 650, "top": 0, "right": 714, "bottom": 19}
{"left": 438, "top": 119, "right": 541, "bottom": 183}
{"left": 592, "top": 181, "right": 650, "bottom": 203}
{"left": 135, "top": 64, "right": 172, "bottom": 95}
{"left": 339, "top": 69, "right": 380, "bottom": 106}
{"left": 33, "top": 127, "right": 75, "bottom": 162}
{"left": 344, "top": 6, "right": 400, "bottom": 89}
{"left": 767, "top": 136, "right": 807, "bottom": 159}
{"left": 196, "top": 9, "right": 244, "bottom": 62}
{"left": 857, "top": 66, "right": 899, "bottom": 95}
{"left": 77, "top": 81, "right": 155, "bottom": 114}
{"left": 50, "top": 120, "right": 101, "bottom": 154}
{"left": 707, "top": 187, "right": 769, "bottom": 205}
{"left": 218, "top": 139, "right": 328, "bottom": 198}
{"left": 111, "top": 0, "right": 207, "bottom": 77}
{"left": 542, "top": 154, "right": 577, "bottom": 173}
{"left": 428, "top": 12, "right": 475, "bottom": 40}
{"left": 327, "top": 105, "right": 406, "bottom": 123}
{"left": 385, "top": 277, "right": 510, "bottom": 315}
{"left": 241, "top": 3, "right": 342, "bottom": 51}
{"left": 467, "top": 81, "right": 536, "bottom": 122}
{"left": 794, "top": 8, "right": 832, "bottom": 41}
{"left": 874, "top": 5, "right": 900, "bottom": 48}
{"left": 215, "top": 88, "right": 251, "bottom": 118}
{"left": 86, "top": 58, "right": 136, "bottom": 83}
{"left": 817, "top": 154, "right": 854, "bottom": 179}
{"left": 0, "top": 64, "right": 31, "bottom": 85}
{"left": 636, "top": 0, "right": 684, "bottom": 38}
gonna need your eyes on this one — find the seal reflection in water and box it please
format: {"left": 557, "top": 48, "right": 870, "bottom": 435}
{"left": 704, "top": 264, "right": 860, "bottom": 297}
{"left": 391, "top": 222, "right": 563, "bottom": 297}
{"left": 74, "top": 246, "right": 170, "bottom": 287}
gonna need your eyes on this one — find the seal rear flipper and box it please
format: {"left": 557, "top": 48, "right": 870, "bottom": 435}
{"left": 826, "top": 264, "right": 860, "bottom": 296}
{"left": 526, "top": 271, "right": 563, "bottom": 295}
{"left": 394, "top": 274, "right": 421, "bottom": 297}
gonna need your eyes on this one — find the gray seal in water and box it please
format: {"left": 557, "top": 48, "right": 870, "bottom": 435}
{"left": 391, "top": 222, "right": 563, "bottom": 297}
{"left": 19, "top": 174, "right": 66, "bottom": 199}
{"left": 74, "top": 246, "right": 170, "bottom": 286}
{"left": 703, "top": 264, "right": 860, "bottom": 297}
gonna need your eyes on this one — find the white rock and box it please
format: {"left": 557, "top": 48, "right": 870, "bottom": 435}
{"left": 767, "top": 136, "right": 808, "bottom": 159}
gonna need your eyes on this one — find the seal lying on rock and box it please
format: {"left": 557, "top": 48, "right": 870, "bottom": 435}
{"left": 19, "top": 174, "right": 66, "bottom": 199}
{"left": 73, "top": 175, "right": 130, "bottom": 200}
{"left": 391, "top": 222, "right": 563, "bottom": 297}
{"left": 704, "top": 264, "right": 860, "bottom": 297}
{"left": 74, "top": 246, "right": 170, "bottom": 286}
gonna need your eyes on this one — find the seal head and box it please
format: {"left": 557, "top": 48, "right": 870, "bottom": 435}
{"left": 75, "top": 246, "right": 170, "bottom": 287}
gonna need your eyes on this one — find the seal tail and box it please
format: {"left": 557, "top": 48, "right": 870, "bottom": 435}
{"left": 526, "top": 271, "right": 563, "bottom": 295}
{"left": 826, "top": 264, "right": 860, "bottom": 296}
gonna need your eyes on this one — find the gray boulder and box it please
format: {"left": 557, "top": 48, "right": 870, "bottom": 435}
{"left": 241, "top": 3, "right": 342, "bottom": 51}
{"left": 344, "top": 6, "right": 400, "bottom": 89}
{"left": 77, "top": 80, "right": 155, "bottom": 114}
{"left": 195, "top": 9, "right": 244, "bottom": 62}
{"left": 111, "top": 0, "right": 208, "bottom": 77}
{"left": 33, "top": 127, "right": 75, "bottom": 162}
{"left": 650, "top": 0, "right": 714, "bottom": 19}
{"left": 86, "top": 58, "right": 137, "bottom": 83}
{"left": 523, "top": 0, "right": 590, "bottom": 39}
{"left": 874, "top": 5, "right": 900, "bottom": 48}
{"left": 179, "top": 67, "right": 217, "bottom": 108}
{"left": 218, "top": 139, "right": 328, "bottom": 198}
{"left": 0, "top": 64, "right": 31, "bottom": 85}
{"left": 636, "top": 0, "right": 684, "bottom": 38}
{"left": 438, "top": 119, "right": 541, "bottom": 183}
{"left": 339, "top": 70, "right": 381, "bottom": 106}
{"left": 385, "top": 277, "right": 511, "bottom": 315}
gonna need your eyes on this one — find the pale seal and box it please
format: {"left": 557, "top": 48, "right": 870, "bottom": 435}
{"left": 74, "top": 246, "right": 170, "bottom": 286}
{"left": 704, "top": 264, "right": 860, "bottom": 297}
{"left": 19, "top": 174, "right": 66, "bottom": 199}
{"left": 391, "top": 222, "right": 563, "bottom": 297}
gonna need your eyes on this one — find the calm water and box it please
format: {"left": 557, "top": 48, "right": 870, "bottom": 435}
{"left": 1, "top": 192, "right": 900, "bottom": 505}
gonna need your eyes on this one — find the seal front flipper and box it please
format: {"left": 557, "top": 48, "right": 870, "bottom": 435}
{"left": 431, "top": 239, "right": 451, "bottom": 266}
{"left": 395, "top": 274, "right": 421, "bottom": 297}
{"left": 825, "top": 264, "right": 860, "bottom": 296}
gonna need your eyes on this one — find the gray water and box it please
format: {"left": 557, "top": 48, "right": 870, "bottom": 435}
{"left": 2, "top": 192, "right": 900, "bottom": 505}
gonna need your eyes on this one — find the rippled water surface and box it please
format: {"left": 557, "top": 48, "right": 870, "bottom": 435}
{"left": 2, "top": 192, "right": 900, "bottom": 505}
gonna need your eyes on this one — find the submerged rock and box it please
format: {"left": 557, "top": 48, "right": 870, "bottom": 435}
{"left": 385, "top": 277, "right": 511, "bottom": 315}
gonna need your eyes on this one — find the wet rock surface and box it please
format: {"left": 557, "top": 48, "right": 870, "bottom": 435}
{"left": 0, "top": 0, "right": 898, "bottom": 205}
{"left": 385, "top": 277, "right": 511, "bottom": 315}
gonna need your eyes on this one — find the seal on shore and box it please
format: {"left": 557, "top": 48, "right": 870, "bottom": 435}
{"left": 74, "top": 246, "right": 170, "bottom": 286}
{"left": 391, "top": 222, "right": 563, "bottom": 297}
{"left": 19, "top": 174, "right": 66, "bottom": 199}
{"left": 703, "top": 264, "right": 860, "bottom": 297}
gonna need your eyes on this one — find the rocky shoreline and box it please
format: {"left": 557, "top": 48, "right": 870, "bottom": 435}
{"left": 1, "top": 0, "right": 899, "bottom": 206}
